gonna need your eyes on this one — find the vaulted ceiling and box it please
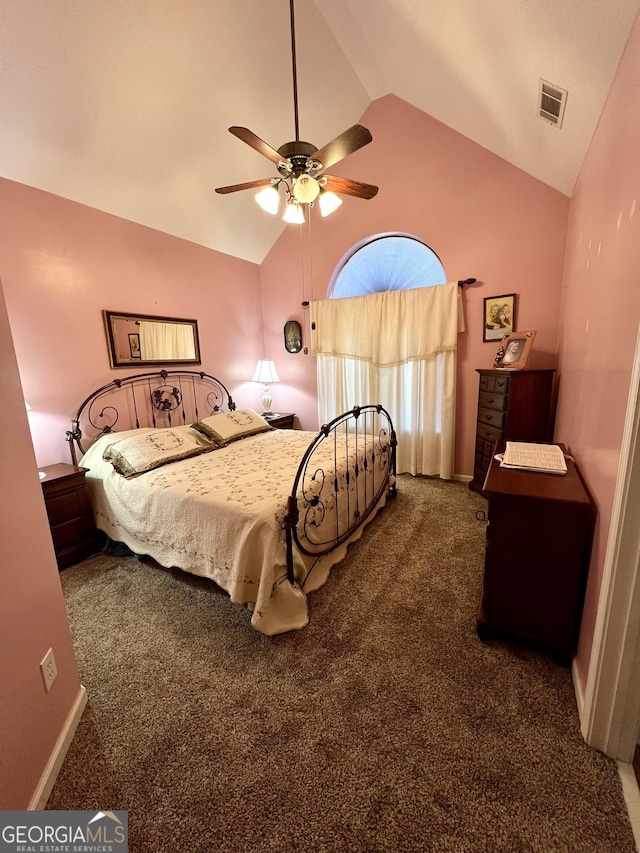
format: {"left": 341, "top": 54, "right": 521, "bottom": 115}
{"left": 2, "top": 0, "right": 638, "bottom": 264}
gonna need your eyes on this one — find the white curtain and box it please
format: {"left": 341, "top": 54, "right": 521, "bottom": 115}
{"left": 138, "top": 321, "right": 195, "bottom": 360}
{"left": 311, "top": 281, "right": 462, "bottom": 477}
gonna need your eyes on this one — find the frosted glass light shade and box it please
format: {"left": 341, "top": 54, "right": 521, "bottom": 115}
{"left": 255, "top": 184, "right": 280, "bottom": 215}
{"left": 283, "top": 200, "right": 305, "bottom": 224}
{"left": 293, "top": 174, "right": 320, "bottom": 203}
{"left": 319, "top": 190, "right": 343, "bottom": 217}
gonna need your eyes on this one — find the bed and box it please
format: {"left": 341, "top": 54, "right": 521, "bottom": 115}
{"left": 67, "top": 370, "right": 397, "bottom": 634}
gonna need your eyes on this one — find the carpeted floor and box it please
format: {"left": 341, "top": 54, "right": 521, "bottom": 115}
{"left": 48, "top": 475, "right": 636, "bottom": 852}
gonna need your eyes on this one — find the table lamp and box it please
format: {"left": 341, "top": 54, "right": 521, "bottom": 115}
{"left": 251, "top": 360, "right": 280, "bottom": 416}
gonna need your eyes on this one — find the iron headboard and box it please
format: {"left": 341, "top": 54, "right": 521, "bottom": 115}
{"left": 66, "top": 369, "right": 235, "bottom": 464}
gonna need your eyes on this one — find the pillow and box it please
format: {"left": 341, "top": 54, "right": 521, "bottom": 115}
{"left": 103, "top": 428, "right": 211, "bottom": 478}
{"left": 169, "top": 423, "right": 217, "bottom": 448}
{"left": 191, "top": 408, "right": 273, "bottom": 447}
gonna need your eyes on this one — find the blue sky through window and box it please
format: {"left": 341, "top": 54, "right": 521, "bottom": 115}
{"left": 329, "top": 234, "right": 446, "bottom": 299}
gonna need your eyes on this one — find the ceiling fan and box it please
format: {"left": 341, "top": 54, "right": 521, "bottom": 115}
{"left": 215, "top": 0, "right": 378, "bottom": 222}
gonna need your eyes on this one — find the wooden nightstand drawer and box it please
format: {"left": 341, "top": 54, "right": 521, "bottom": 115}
{"left": 50, "top": 517, "right": 89, "bottom": 552}
{"left": 45, "top": 490, "right": 85, "bottom": 527}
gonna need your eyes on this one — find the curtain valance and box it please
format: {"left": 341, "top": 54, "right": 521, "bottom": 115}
{"left": 311, "top": 281, "right": 460, "bottom": 367}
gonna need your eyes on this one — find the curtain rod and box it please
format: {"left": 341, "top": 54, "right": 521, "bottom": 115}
{"left": 302, "top": 279, "right": 477, "bottom": 306}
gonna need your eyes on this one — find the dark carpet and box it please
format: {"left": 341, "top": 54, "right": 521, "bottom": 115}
{"left": 48, "top": 475, "right": 636, "bottom": 852}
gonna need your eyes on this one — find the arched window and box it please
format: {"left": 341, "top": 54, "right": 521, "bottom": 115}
{"left": 328, "top": 233, "right": 446, "bottom": 299}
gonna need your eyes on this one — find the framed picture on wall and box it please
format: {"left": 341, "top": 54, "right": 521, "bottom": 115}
{"left": 284, "top": 320, "right": 302, "bottom": 353}
{"left": 128, "top": 333, "right": 141, "bottom": 359}
{"left": 483, "top": 293, "right": 516, "bottom": 342}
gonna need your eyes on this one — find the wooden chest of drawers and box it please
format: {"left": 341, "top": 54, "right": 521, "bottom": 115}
{"left": 470, "top": 369, "right": 556, "bottom": 493}
{"left": 477, "top": 444, "right": 594, "bottom": 662}
{"left": 41, "top": 463, "right": 98, "bottom": 569}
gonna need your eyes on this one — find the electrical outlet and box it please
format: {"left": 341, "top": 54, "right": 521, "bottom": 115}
{"left": 40, "top": 648, "right": 57, "bottom": 693}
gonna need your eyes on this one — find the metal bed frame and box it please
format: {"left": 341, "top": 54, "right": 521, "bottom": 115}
{"left": 66, "top": 369, "right": 397, "bottom": 586}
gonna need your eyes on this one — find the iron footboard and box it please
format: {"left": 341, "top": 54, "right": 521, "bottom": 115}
{"left": 283, "top": 404, "right": 397, "bottom": 585}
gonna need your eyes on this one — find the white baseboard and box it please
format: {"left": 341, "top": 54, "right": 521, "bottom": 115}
{"left": 618, "top": 761, "right": 640, "bottom": 852}
{"left": 572, "top": 657, "right": 585, "bottom": 718}
{"left": 29, "top": 685, "right": 88, "bottom": 810}
{"left": 452, "top": 474, "right": 472, "bottom": 483}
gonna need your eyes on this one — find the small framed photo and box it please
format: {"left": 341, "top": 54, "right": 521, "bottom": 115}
{"left": 483, "top": 293, "right": 516, "bottom": 342}
{"left": 284, "top": 320, "right": 302, "bottom": 353}
{"left": 128, "top": 333, "right": 141, "bottom": 359}
{"left": 494, "top": 330, "right": 536, "bottom": 370}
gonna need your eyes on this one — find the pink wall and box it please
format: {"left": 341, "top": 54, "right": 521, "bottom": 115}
{"left": 0, "top": 178, "right": 267, "bottom": 807}
{"left": 260, "top": 95, "right": 570, "bottom": 473}
{"left": 555, "top": 11, "right": 640, "bottom": 688}
{"left": 0, "top": 178, "right": 264, "bottom": 467}
{"left": 0, "top": 276, "right": 83, "bottom": 809}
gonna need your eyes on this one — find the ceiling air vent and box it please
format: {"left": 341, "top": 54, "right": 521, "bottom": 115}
{"left": 538, "top": 79, "right": 568, "bottom": 128}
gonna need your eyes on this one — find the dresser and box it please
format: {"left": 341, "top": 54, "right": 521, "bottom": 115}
{"left": 477, "top": 445, "right": 594, "bottom": 663}
{"left": 470, "top": 369, "right": 556, "bottom": 493}
{"left": 41, "top": 463, "right": 98, "bottom": 569}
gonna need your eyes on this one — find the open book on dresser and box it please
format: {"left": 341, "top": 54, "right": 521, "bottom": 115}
{"left": 498, "top": 441, "right": 568, "bottom": 475}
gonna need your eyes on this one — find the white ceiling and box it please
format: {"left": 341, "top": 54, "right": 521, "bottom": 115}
{"left": 2, "top": 0, "right": 638, "bottom": 264}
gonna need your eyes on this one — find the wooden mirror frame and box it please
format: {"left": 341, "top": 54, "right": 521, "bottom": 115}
{"left": 103, "top": 310, "right": 201, "bottom": 368}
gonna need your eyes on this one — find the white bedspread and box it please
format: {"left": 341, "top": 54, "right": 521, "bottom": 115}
{"left": 80, "top": 427, "right": 391, "bottom": 634}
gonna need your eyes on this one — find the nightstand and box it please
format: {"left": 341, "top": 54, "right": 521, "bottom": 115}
{"left": 265, "top": 413, "right": 295, "bottom": 429}
{"left": 40, "top": 463, "right": 99, "bottom": 569}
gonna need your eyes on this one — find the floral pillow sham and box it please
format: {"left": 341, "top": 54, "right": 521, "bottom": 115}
{"left": 103, "top": 427, "right": 212, "bottom": 478}
{"left": 191, "top": 408, "right": 273, "bottom": 448}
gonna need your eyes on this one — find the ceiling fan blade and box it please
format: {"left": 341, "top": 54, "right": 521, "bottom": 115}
{"left": 312, "top": 125, "right": 373, "bottom": 171}
{"left": 322, "top": 176, "right": 378, "bottom": 200}
{"left": 215, "top": 178, "right": 274, "bottom": 195}
{"left": 229, "top": 127, "right": 285, "bottom": 166}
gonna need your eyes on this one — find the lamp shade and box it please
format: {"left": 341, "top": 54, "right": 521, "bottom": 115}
{"left": 319, "top": 190, "right": 343, "bottom": 217}
{"left": 293, "top": 174, "right": 320, "bottom": 203}
{"left": 252, "top": 359, "right": 280, "bottom": 384}
{"left": 283, "top": 200, "right": 305, "bottom": 224}
{"left": 255, "top": 184, "right": 280, "bottom": 215}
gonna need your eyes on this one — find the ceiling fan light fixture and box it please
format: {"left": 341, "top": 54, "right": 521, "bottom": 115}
{"left": 292, "top": 174, "right": 320, "bottom": 204}
{"left": 283, "top": 199, "right": 305, "bottom": 224}
{"left": 255, "top": 183, "right": 281, "bottom": 215}
{"left": 215, "top": 0, "right": 376, "bottom": 218}
{"left": 319, "top": 190, "right": 343, "bottom": 217}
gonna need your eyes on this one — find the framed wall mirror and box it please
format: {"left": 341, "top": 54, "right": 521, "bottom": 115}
{"left": 103, "top": 310, "right": 201, "bottom": 368}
